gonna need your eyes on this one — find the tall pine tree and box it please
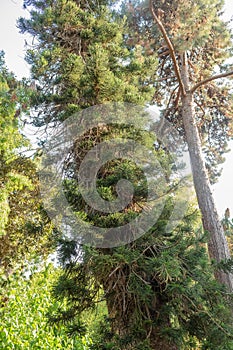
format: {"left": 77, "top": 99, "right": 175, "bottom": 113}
{"left": 122, "top": 0, "right": 233, "bottom": 291}
{"left": 19, "top": 0, "right": 233, "bottom": 348}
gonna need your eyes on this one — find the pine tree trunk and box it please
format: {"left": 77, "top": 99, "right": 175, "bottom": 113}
{"left": 180, "top": 53, "right": 233, "bottom": 292}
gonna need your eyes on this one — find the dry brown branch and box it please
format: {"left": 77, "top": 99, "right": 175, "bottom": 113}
{"left": 195, "top": 99, "right": 205, "bottom": 118}
{"left": 163, "top": 85, "right": 179, "bottom": 118}
{"left": 132, "top": 270, "right": 150, "bottom": 285}
{"left": 190, "top": 71, "right": 233, "bottom": 93}
{"left": 108, "top": 265, "right": 122, "bottom": 278}
{"left": 174, "top": 87, "right": 181, "bottom": 109}
{"left": 149, "top": 0, "right": 186, "bottom": 96}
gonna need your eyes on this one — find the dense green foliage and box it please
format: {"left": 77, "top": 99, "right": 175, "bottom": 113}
{"left": 0, "top": 264, "right": 93, "bottom": 349}
{"left": 0, "top": 53, "right": 55, "bottom": 273}
{"left": 54, "top": 208, "right": 233, "bottom": 349}
{"left": 49, "top": 119, "right": 233, "bottom": 349}
{"left": 19, "top": 0, "right": 157, "bottom": 126}
{"left": 9, "top": 0, "right": 233, "bottom": 349}
{"left": 0, "top": 51, "right": 28, "bottom": 238}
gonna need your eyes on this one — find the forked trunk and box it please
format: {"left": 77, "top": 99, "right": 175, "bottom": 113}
{"left": 180, "top": 53, "right": 233, "bottom": 292}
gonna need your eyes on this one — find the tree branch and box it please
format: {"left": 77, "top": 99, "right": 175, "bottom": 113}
{"left": 149, "top": 0, "right": 186, "bottom": 96}
{"left": 163, "top": 85, "right": 179, "bottom": 118}
{"left": 190, "top": 71, "right": 233, "bottom": 93}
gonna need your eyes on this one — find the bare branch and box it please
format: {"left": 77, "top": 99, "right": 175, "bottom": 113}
{"left": 154, "top": 75, "right": 176, "bottom": 82}
{"left": 195, "top": 99, "right": 205, "bottom": 118}
{"left": 163, "top": 85, "right": 179, "bottom": 118}
{"left": 149, "top": 0, "right": 186, "bottom": 96}
{"left": 174, "top": 87, "right": 181, "bottom": 109}
{"left": 190, "top": 71, "right": 233, "bottom": 93}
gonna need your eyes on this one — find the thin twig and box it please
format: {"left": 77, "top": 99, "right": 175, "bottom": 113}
{"left": 132, "top": 270, "right": 150, "bottom": 285}
{"left": 195, "top": 99, "right": 206, "bottom": 118}
{"left": 154, "top": 75, "right": 176, "bottom": 82}
{"left": 108, "top": 265, "right": 122, "bottom": 278}
{"left": 163, "top": 84, "right": 179, "bottom": 118}
{"left": 174, "top": 87, "right": 181, "bottom": 109}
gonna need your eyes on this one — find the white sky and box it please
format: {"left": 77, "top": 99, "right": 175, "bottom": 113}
{"left": 0, "top": 0, "right": 30, "bottom": 78}
{"left": 0, "top": 0, "right": 233, "bottom": 217}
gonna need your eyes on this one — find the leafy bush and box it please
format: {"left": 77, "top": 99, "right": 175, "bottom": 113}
{"left": 0, "top": 264, "right": 92, "bottom": 349}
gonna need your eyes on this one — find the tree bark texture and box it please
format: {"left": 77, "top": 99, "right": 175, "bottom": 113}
{"left": 180, "top": 53, "right": 233, "bottom": 292}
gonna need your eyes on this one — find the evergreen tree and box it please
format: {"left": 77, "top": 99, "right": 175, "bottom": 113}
{"left": 54, "top": 209, "right": 233, "bottom": 350}
{"left": 0, "top": 52, "right": 55, "bottom": 273}
{"left": 122, "top": 0, "right": 233, "bottom": 291}
{"left": 18, "top": 0, "right": 157, "bottom": 124}
{"left": 51, "top": 120, "right": 233, "bottom": 349}
{"left": 19, "top": 0, "right": 233, "bottom": 348}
